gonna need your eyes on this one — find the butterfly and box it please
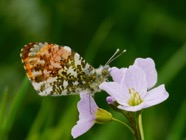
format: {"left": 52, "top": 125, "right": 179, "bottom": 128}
{"left": 20, "top": 42, "right": 125, "bottom": 96}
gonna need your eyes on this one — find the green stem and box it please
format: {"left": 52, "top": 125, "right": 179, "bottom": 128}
{"left": 132, "top": 117, "right": 141, "bottom": 140}
{"left": 112, "top": 117, "right": 134, "bottom": 134}
{"left": 138, "top": 114, "right": 144, "bottom": 140}
{"left": 125, "top": 112, "right": 144, "bottom": 140}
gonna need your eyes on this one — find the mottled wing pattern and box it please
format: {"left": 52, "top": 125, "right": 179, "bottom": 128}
{"left": 20, "top": 42, "right": 102, "bottom": 96}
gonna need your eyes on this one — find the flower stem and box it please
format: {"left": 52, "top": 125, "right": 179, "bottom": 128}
{"left": 112, "top": 117, "right": 134, "bottom": 134}
{"left": 138, "top": 114, "right": 144, "bottom": 140}
{"left": 124, "top": 112, "right": 144, "bottom": 140}
{"left": 132, "top": 113, "right": 144, "bottom": 140}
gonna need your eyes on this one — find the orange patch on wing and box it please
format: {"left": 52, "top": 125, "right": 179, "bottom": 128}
{"left": 24, "top": 57, "right": 34, "bottom": 80}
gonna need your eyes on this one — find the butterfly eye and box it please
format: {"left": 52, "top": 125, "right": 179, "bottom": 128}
{"left": 102, "top": 69, "right": 109, "bottom": 76}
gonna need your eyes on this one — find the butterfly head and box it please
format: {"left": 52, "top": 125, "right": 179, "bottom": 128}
{"left": 89, "top": 49, "right": 126, "bottom": 95}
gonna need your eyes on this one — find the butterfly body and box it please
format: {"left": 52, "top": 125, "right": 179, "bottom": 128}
{"left": 20, "top": 42, "right": 110, "bottom": 96}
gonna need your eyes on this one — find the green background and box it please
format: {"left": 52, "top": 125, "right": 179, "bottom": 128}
{"left": 0, "top": 0, "right": 186, "bottom": 140}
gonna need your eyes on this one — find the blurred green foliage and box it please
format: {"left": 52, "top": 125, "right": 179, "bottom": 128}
{"left": 0, "top": 0, "right": 186, "bottom": 140}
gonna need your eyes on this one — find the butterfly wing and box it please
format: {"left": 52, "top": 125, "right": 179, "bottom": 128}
{"left": 20, "top": 42, "right": 97, "bottom": 96}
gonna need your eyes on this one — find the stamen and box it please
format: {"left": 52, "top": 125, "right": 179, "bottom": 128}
{"left": 128, "top": 88, "right": 143, "bottom": 106}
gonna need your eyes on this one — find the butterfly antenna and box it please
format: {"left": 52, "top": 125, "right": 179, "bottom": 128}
{"left": 105, "top": 49, "right": 120, "bottom": 65}
{"left": 105, "top": 49, "right": 126, "bottom": 65}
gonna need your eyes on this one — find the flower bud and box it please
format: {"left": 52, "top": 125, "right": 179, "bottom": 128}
{"left": 106, "top": 96, "right": 115, "bottom": 105}
{"left": 94, "top": 108, "right": 113, "bottom": 124}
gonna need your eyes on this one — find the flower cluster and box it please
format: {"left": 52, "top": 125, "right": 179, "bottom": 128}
{"left": 71, "top": 58, "right": 169, "bottom": 139}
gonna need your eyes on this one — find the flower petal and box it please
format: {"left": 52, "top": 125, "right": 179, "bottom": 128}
{"left": 79, "top": 91, "right": 98, "bottom": 119}
{"left": 118, "top": 104, "right": 144, "bottom": 112}
{"left": 71, "top": 92, "right": 98, "bottom": 138}
{"left": 142, "top": 84, "right": 169, "bottom": 108}
{"left": 110, "top": 67, "right": 127, "bottom": 83}
{"left": 123, "top": 66, "right": 147, "bottom": 97}
{"left": 119, "top": 85, "right": 169, "bottom": 111}
{"left": 71, "top": 119, "right": 94, "bottom": 138}
{"left": 134, "top": 58, "right": 157, "bottom": 89}
{"left": 99, "top": 82, "right": 129, "bottom": 101}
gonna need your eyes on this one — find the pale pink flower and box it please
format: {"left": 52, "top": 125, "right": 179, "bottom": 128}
{"left": 71, "top": 92, "right": 98, "bottom": 138}
{"left": 71, "top": 91, "right": 112, "bottom": 138}
{"left": 100, "top": 58, "right": 169, "bottom": 112}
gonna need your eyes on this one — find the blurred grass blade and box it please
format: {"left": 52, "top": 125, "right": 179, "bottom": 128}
{"left": 158, "top": 44, "right": 186, "bottom": 85}
{"left": 0, "top": 87, "right": 8, "bottom": 126}
{"left": 85, "top": 16, "right": 114, "bottom": 64}
{"left": 26, "top": 98, "right": 54, "bottom": 140}
{"left": 0, "top": 87, "right": 8, "bottom": 139}
{"left": 27, "top": 96, "right": 79, "bottom": 140}
{"left": 167, "top": 100, "right": 186, "bottom": 140}
{"left": 3, "top": 76, "right": 29, "bottom": 138}
{"left": 47, "top": 96, "right": 79, "bottom": 140}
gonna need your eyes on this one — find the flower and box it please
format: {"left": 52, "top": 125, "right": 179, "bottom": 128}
{"left": 71, "top": 91, "right": 112, "bottom": 138}
{"left": 71, "top": 91, "right": 97, "bottom": 138}
{"left": 99, "top": 58, "right": 169, "bottom": 112}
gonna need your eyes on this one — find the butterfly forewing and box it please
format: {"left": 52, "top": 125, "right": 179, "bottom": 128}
{"left": 20, "top": 42, "right": 109, "bottom": 96}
